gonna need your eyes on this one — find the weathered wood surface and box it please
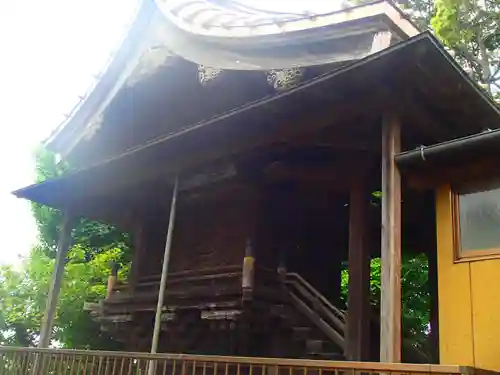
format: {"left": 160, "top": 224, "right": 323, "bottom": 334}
{"left": 150, "top": 177, "right": 179, "bottom": 365}
{"left": 38, "top": 215, "right": 75, "bottom": 348}
{"left": 346, "top": 177, "right": 371, "bottom": 361}
{"left": 380, "top": 113, "right": 402, "bottom": 362}
{"left": 169, "top": 188, "right": 257, "bottom": 273}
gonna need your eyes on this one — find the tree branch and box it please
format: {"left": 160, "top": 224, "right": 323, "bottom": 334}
{"left": 488, "top": 65, "right": 500, "bottom": 82}
{"left": 454, "top": 45, "right": 483, "bottom": 67}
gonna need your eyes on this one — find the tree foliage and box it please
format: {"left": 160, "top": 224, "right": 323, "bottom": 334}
{"left": 432, "top": 0, "right": 500, "bottom": 93}
{"left": 32, "top": 147, "right": 131, "bottom": 261}
{"left": 357, "top": 0, "right": 500, "bottom": 96}
{"left": 0, "top": 247, "right": 129, "bottom": 349}
{"left": 341, "top": 254, "right": 430, "bottom": 351}
{"left": 0, "top": 149, "right": 130, "bottom": 349}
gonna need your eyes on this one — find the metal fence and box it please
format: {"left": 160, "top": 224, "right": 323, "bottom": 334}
{"left": 0, "top": 346, "right": 494, "bottom": 375}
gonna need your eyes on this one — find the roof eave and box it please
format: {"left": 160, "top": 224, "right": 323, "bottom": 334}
{"left": 15, "top": 33, "right": 500, "bottom": 214}
{"left": 44, "top": 0, "right": 420, "bottom": 160}
{"left": 155, "top": 0, "right": 420, "bottom": 41}
{"left": 44, "top": 0, "right": 157, "bottom": 157}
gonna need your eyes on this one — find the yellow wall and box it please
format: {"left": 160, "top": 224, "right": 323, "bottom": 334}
{"left": 436, "top": 185, "right": 500, "bottom": 371}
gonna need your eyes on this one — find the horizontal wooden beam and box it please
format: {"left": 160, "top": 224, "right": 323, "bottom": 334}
{"left": 404, "top": 157, "right": 500, "bottom": 190}
{"left": 262, "top": 156, "right": 378, "bottom": 187}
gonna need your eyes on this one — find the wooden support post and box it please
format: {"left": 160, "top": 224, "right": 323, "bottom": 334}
{"left": 328, "top": 258, "right": 342, "bottom": 307}
{"left": 38, "top": 214, "right": 74, "bottom": 348}
{"left": 130, "top": 221, "right": 145, "bottom": 292}
{"left": 242, "top": 239, "right": 255, "bottom": 301}
{"left": 346, "top": 178, "right": 371, "bottom": 361}
{"left": 148, "top": 176, "right": 179, "bottom": 375}
{"left": 277, "top": 247, "right": 287, "bottom": 283}
{"left": 106, "top": 262, "right": 120, "bottom": 300}
{"left": 380, "top": 113, "right": 402, "bottom": 362}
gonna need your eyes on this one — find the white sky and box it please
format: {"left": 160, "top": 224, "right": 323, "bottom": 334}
{"left": 0, "top": 0, "right": 138, "bottom": 265}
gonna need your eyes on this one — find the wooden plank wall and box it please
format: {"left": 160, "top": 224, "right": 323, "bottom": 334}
{"left": 169, "top": 188, "right": 258, "bottom": 273}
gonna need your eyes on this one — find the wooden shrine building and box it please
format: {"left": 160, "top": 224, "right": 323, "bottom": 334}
{"left": 12, "top": 0, "right": 500, "bottom": 372}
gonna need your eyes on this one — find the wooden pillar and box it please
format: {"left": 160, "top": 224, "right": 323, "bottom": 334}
{"left": 130, "top": 220, "right": 145, "bottom": 291}
{"left": 380, "top": 113, "right": 402, "bottom": 362}
{"left": 327, "top": 260, "right": 342, "bottom": 306}
{"left": 128, "top": 218, "right": 145, "bottom": 359}
{"left": 346, "top": 178, "right": 371, "bottom": 361}
{"left": 242, "top": 238, "right": 255, "bottom": 301}
{"left": 38, "top": 214, "right": 74, "bottom": 348}
{"left": 106, "top": 262, "right": 120, "bottom": 300}
{"left": 277, "top": 247, "right": 287, "bottom": 281}
{"left": 148, "top": 176, "right": 179, "bottom": 375}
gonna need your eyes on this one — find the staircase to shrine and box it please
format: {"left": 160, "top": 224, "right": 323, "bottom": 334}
{"left": 272, "top": 272, "right": 346, "bottom": 360}
{"left": 85, "top": 268, "right": 426, "bottom": 362}
{"left": 286, "top": 273, "right": 428, "bottom": 362}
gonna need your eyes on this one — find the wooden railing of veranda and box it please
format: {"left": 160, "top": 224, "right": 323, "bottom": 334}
{"left": 0, "top": 346, "right": 498, "bottom": 375}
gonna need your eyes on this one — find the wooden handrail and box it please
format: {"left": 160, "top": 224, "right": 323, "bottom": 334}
{"left": 285, "top": 272, "right": 346, "bottom": 320}
{"left": 287, "top": 279, "right": 346, "bottom": 334}
{"left": 286, "top": 273, "right": 431, "bottom": 363}
{"left": 289, "top": 291, "right": 345, "bottom": 348}
{"left": 0, "top": 346, "right": 485, "bottom": 374}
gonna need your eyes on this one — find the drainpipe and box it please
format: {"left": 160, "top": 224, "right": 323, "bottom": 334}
{"left": 395, "top": 128, "right": 500, "bottom": 168}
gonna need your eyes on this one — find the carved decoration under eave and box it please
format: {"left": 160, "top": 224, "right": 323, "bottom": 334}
{"left": 126, "top": 46, "right": 174, "bottom": 88}
{"left": 198, "top": 65, "right": 223, "bottom": 86}
{"left": 266, "top": 68, "right": 304, "bottom": 91}
{"left": 197, "top": 65, "right": 305, "bottom": 91}
{"left": 82, "top": 113, "right": 104, "bottom": 141}
{"left": 81, "top": 62, "right": 307, "bottom": 146}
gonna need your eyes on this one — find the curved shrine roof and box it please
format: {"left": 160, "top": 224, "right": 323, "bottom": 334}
{"left": 45, "top": 0, "right": 419, "bottom": 160}
{"left": 152, "top": 0, "right": 419, "bottom": 69}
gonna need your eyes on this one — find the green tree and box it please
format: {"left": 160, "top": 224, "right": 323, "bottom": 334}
{"left": 341, "top": 254, "right": 430, "bottom": 352}
{"left": 0, "top": 148, "right": 131, "bottom": 349}
{"left": 432, "top": 0, "right": 500, "bottom": 94}
{"left": 393, "top": 0, "right": 437, "bottom": 28}
{"left": 32, "top": 147, "right": 131, "bottom": 260}
{"left": 357, "top": 0, "right": 500, "bottom": 96}
{"left": 0, "top": 246, "right": 129, "bottom": 348}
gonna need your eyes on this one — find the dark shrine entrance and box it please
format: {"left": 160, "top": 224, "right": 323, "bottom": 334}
{"left": 270, "top": 184, "right": 349, "bottom": 307}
